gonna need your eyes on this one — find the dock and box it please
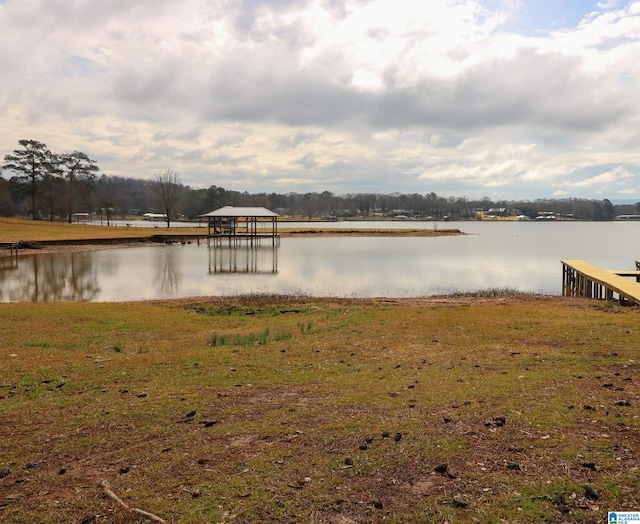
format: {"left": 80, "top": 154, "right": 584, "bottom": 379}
{"left": 0, "top": 241, "right": 19, "bottom": 263}
{"left": 561, "top": 260, "right": 640, "bottom": 305}
{"left": 199, "top": 206, "right": 280, "bottom": 247}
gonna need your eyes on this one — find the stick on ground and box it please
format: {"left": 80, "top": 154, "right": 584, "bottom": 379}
{"left": 99, "top": 479, "right": 167, "bottom": 523}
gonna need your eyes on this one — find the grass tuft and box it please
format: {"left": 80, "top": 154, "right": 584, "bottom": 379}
{"left": 207, "top": 328, "right": 293, "bottom": 347}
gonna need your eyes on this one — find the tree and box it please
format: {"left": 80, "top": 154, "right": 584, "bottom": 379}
{"left": 0, "top": 176, "right": 16, "bottom": 217}
{"left": 2, "top": 139, "right": 56, "bottom": 219}
{"left": 58, "top": 151, "right": 99, "bottom": 222}
{"left": 153, "top": 169, "right": 183, "bottom": 227}
{"left": 601, "top": 198, "right": 615, "bottom": 220}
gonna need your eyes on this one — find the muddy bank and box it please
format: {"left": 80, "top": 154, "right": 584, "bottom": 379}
{"left": 1, "top": 228, "right": 464, "bottom": 257}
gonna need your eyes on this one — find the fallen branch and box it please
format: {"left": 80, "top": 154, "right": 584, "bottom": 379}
{"left": 99, "top": 479, "right": 167, "bottom": 523}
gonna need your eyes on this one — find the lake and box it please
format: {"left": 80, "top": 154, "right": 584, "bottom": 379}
{"left": 2, "top": 221, "right": 639, "bottom": 302}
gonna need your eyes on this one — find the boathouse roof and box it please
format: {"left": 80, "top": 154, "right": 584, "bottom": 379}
{"left": 199, "top": 206, "right": 279, "bottom": 218}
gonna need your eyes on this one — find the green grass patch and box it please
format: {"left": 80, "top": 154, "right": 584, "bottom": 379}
{"left": 207, "top": 328, "right": 293, "bottom": 347}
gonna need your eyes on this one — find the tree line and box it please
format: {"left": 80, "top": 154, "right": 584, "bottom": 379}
{"left": 2, "top": 139, "right": 638, "bottom": 222}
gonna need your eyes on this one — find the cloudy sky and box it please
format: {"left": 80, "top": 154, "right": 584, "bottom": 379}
{"left": 1, "top": 0, "right": 639, "bottom": 200}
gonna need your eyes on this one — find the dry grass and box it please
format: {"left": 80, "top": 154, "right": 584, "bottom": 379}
{"left": 1, "top": 295, "right": 639, "bottom": 523}
{"left": 0, "top": 217, "right": 463, "bottom": 247}
{"left": 0, "top": 217, "right": 162, "bottom": 242}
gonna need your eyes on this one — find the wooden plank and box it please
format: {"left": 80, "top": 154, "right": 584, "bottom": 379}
{"left": 609, "top": 270, "right": 640, "bottom": 277}
{"left": 562, "top": 260, "right": 640, "bottom": 304}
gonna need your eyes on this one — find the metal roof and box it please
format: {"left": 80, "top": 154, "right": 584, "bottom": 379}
{"left": 199, "top": 206, "right": 279, "bottom": 218}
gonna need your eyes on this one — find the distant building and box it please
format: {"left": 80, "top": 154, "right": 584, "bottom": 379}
{"left": 143, "top": 212, "right": 167, "bottom": 221}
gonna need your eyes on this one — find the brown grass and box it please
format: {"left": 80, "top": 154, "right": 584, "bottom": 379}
{"left": 1, "top": 294, "right": 639, "bottom": 523}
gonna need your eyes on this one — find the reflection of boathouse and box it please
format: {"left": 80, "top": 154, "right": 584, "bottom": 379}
{"left": 199, "top": 206, "right": 280, "bottom": 246}
{"left": 209, "top": 244, "right": 278, "bottom": 275}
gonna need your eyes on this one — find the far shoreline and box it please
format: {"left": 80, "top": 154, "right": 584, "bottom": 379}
{"left": 1, "top": 227, "right": 465, "bottom": 257}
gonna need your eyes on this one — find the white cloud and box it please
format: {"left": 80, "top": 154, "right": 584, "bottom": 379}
{"left": 1, "top": 0, "right": 640, "bottom": 200}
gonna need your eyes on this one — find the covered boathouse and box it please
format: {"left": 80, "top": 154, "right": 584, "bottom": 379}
{"left": 199, "top": 206, "right": 280, "bottom": 245}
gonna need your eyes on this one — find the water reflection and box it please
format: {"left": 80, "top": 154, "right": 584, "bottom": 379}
{"left": 0, "top": 256, "right": 18, "bottom": 271}
{"left": 208, "top": 245, "right": 278, "bottom": 274}
{"left": 0, "top": 251, "right": 100, "bottom": 302}
{"left": 155, "top": 247, "right": 181, "bottom": 294}
{"left": 3, "top": 221, "right": 640, "bottom": 302}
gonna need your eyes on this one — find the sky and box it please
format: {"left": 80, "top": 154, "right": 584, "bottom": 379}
{"left": 1, "top": 0, "right": 640, "bottom": 201}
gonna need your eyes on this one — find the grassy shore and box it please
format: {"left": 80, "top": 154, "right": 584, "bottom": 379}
{"left": 0, "top": 217, "right": 460, "bottom": 249}
{"left": 1, "top": 293, "right": 639, "bottom": 523}
{"left": 0, "top": 217, "right": 162, "bottom": 242}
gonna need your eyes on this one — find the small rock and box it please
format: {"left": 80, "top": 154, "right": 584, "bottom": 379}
{"left": 583, "top": 484, "right": 600, "bottom": 500}
{"left": 484, "top": 416, "right": 506, "bottom": 427}
{"left": 452, "top": 496, "right": 469, "bottom": 508}
{"left": 554, "top": 494, "right": 570, "bottom": 514}
{"left": 344, "top": 457, "right": 354, "bottom": 466}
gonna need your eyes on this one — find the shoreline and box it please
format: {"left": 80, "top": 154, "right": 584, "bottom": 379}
{"left": 1, "top": 228, "right": 464, "bottom": 257}
{"left": 278, "top": 228, "right": 463, "bottom": 237}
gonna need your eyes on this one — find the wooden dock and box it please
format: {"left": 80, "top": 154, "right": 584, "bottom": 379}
{"left": 0, "top": 241, "right": 19, "bottom": 263}
{"left": 561, "top": 260, "right": 640, "bottom": 305}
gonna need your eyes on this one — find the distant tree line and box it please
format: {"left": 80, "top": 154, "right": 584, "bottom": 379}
{"left": 1, "top": 139, "right": 638, "bottom": 222}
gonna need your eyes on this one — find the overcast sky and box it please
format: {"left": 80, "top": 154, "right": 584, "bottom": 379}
{"left": 1, "top": 0, "right": 639, "bottom": 200}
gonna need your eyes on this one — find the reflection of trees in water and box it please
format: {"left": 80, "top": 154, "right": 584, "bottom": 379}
{"left": 154, "top": 247, "right": 180, "bottom": 295}
{"left": 0, "top": 252, "right": 100, "bottom": 302}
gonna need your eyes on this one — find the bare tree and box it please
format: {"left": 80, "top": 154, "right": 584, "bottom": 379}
{"left": 153, "top": 169, "right": 183, "bottom": 228}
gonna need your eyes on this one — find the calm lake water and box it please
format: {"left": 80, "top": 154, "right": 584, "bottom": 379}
{"left": 2, "top": 221, "right": 640, "bottom": 302}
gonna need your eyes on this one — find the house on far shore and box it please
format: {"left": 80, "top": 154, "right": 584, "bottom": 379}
{"left": 143, "top": 212, "right": 167, "bottom": 221}
{"left": 198, "top": 206, "right": 280, "bottom": 245}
